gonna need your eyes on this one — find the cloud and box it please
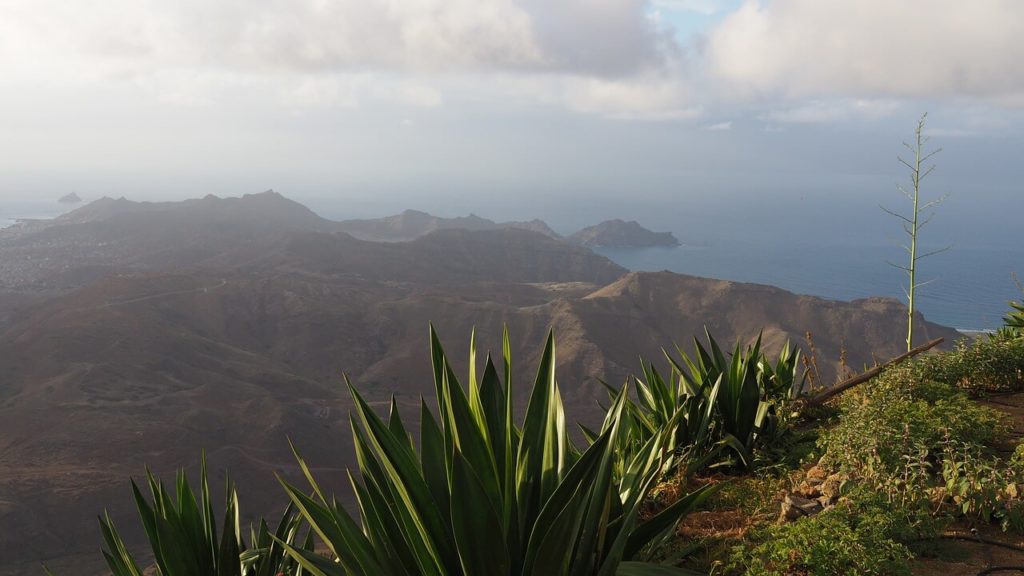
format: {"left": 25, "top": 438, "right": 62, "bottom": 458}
{"left": 761, "top": 99, "right": 902, "bottom": 124}
{"left": 557, "top": 64, "right": 699, "bottom": 120}
{"left": 0, "top": 0, "right": 679, "bottom": 80}
{"left": 707, "top": 0, "right": 1024, "bottom": 103}
{"left": 703, "top": 120, "right": 732, "bottom": 130}
{"left": 0, "top": 0, "right": 695, "bottom": 118}
{"left": 651, "top": 0, "right": 732, "bottom": 15}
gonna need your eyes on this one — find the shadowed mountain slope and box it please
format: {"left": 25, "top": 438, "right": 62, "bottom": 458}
{"left": 0, "top": 192, "right": 960, "bottom": 574}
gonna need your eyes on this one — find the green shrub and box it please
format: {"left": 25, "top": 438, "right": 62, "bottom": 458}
{"left": 939, "top": 438, "right": 1024, "bottom": 531}
{"left": 1002, "top": 301, "right": 1024, "bottom": 337}
{"left": 816, "top": 345, "right": 1024, "bottom": 532}
{"left": 95, "top": 459, "right": 310, "bottom": 576}
{"left": 734, "top": 496, "right": 915, "bottom": 576}
{"left": 916, "top": 336, "right": 1024, "bottom": 392}
{"left": 818, "top": 364, "right": 1006, "bottom": 477}
{"left": 279, "top": 328, "right": 718, "bottom": 576}
{"left": 615, "top": 330, "right": 807, "bottom": 475}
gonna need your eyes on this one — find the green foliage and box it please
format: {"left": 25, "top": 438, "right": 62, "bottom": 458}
{"left": 816, "top": 343, "right": 1024, "bottom": 531}
{"left": 279, "top": 328, "right": 718, "bottom": 576}
{"left": 939, "top": 438, "right": 1024, "bottom": 531}
{"left": 618, "top": 330, "right": 806, "bottom": 473}
{"left": 734, "top": 495, "right": 915, "bottom": 576}
{"left": 916, "top": 335, "right": 1024, "bottom": 392}
{"left": 998, "top": 300, "right": 1024, "bottom": 339}
{"left": 818, "top": 364, "right": 1006, "bottom": 478}
{"left": 98, "top": 459, "right": 310, "bottom": 576}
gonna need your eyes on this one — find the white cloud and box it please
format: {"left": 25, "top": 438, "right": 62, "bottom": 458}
{"left": 707, "top": 0, "right": 1024, "bottom": 103}
{"left": 561, "top": 74, "right": 700, "bottom": 120}
{"left": 761, "top": 99, "right": 902, "bottom": 124}
{"left": 703, "top": 120, "right": 732, "bottom": 130}
{"left": 651, "top": 0, "right": 731, "bottom": 15}
{"left": 0, "top": 0, "right": 682, "bottom": 80}
{"left": 0, "top": 0, "right": 692, "bottom": 118}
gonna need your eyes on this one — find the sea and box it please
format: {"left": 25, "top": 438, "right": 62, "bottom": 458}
{"left": 3, "top": 196, "right": 1020, "bottom": 332}
{"left": 0, "top": 198, "right": 71, "bottom": 228}
{"left": 595, "top": 240, "right": 1022, "bottom": 332}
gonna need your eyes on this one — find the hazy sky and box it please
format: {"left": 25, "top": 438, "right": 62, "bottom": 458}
{"left": 2, "top": 0, "right": 1023, "bottom": 237}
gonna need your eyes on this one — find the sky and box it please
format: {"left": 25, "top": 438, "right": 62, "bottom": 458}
{"left": 1, "top": 0, "right": 1023, "bottom": 242}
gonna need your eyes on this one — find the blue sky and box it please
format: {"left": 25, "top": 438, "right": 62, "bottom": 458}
{"left": 1, "top": 0, "right": 1022, "bottom": 246}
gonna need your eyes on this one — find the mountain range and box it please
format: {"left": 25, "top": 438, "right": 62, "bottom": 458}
{"left": 0, "top": 191, "right": 958, "bottom": 574}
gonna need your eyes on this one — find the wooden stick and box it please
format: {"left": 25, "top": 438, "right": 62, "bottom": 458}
{"left": 802, "top": 337, "right": 944, "bottom": 407}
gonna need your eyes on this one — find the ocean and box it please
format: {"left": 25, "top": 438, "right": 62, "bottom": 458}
{"left": 595, "top": 241, "right": 1023, "bottom": 332}
{"left": 0, "top": 198, "right": 72, "bottom": 228}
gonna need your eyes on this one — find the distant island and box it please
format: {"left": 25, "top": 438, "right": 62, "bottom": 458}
{"left": 567, "top": 219, "right": 680, "bottom": 248}
{"left": 337, "top": 209, "right": 560, "bottom": 242}
{"left": 58, "top": 192, "right": 82, "bottom": 204}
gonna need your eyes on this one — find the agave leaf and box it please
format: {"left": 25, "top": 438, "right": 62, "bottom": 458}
{"left": 569, "top": 386, "right": 630, "bottom": 576}
{"left": 349, "top": 470, "right": 416, "bottom": 576}
{"left": 479, "top": 356, "right": 508, "bottom": 481}
{"left": 516, "top": 331, "right": 566, "bottom": 535}
{"left": 287, "top": 438, "right": 328, "bottom": 502}
{"left": 216, "top": 488, "right": 242, "bottom": 576}
{"left": 348, "top": 380, "right": 454, "bottom": 573}
{"left": 450, "top": 449, "right": 511, "bottom": 574}
{"left": 418, "top": 400, "right": 451, "bottom": 524}
{"left": 435, "top": 350, "right": 503, "bottom": 515}
{"left": 98, "top": 512, "right": 145, "bottom": 576}
{"left": 274, "top": 539, "right": 344, "bottom": 576}
{"left": 388, "top": 396, "right": 413, "bottom": 450}
{"left": 278, "top": 475, "right": 380, "bottom": 574}
{"left": 351, "top": 414, "right": 443, "bottom": 575}
{"left": 524, "top": 429, "right": 612, "bottom": 574}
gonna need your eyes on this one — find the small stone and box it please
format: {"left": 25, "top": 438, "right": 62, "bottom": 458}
{"left": 819, "top": 474, "right": 846, "bottom": 501}
{"left": 779, "top": 493, "right": 824, "bottom": 523}
{"left": 805, "top": 465, "right": 828, "bottom": 483}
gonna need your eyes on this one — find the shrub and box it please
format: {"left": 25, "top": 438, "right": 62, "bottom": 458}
{"left": 818, "top": 363, "right": 1006, "bottom": 478}
{"left": 279, "top": 328, "right": 718, "bottom": 576}
{"left": 95, "top": 459, "right": 310, "bottom": 576}
{"left": 816, "top": 346, "right": 1024, "bottom": 532}
{"left": 615, "top": 330, "right": 807, "bottom": 475}
{"left": 1003, "top": 301, "right": 1024, "bottom": 337}
{"left": 916, "top": 336, "right": 1024, "bottom": 392}
{"left": 735, "top": 496, "right": 915, "bottom": 576}
{"left": 939, "top": 438, "right": 1024, "bottom": 531}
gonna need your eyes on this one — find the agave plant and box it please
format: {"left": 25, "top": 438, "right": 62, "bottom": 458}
{"left": 598, "top": 361, "right": 721, "bottom": 480}
{"left": 757, "top": 339, "right": 807, "bottom": 403}
{"left": 277, "top": 327, "right": 717, "bottom": 575}
{"left": 617, "top": 330, "right": 807, "bottom": 472}
{"left": 97, "top": 458, "right": 311, "bottom": 576}
{"left": 1004, "top": 301, "right": 1024, "bottom": 337}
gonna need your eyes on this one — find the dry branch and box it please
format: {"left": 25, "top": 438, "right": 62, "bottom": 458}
{"left": 802, "top": 337, "right": 944, "bottom": 408}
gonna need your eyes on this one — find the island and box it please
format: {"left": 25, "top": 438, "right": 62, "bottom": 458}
{"left": 567, "top": 219, "right": 680, "bottom": 248}
{"left": 58, "top": 192, "right": 82, "bottom": 204}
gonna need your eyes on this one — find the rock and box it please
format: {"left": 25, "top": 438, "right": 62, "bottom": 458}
{"left": 806, "top": 464, "right": 829, "bottom": 483}
{"left": 779, "top": 494, "right": 824, "bottom": 522}
{"left": 819, "top": 474, "right": 846, "bottom": 501}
